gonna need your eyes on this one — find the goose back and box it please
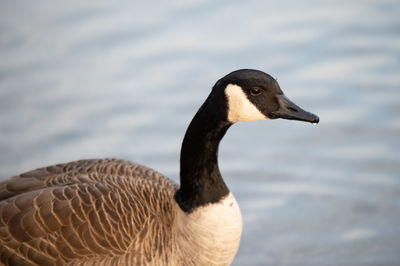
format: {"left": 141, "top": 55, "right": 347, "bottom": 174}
{"left": 0, "top": 159, "right": 178, "bottom": 265}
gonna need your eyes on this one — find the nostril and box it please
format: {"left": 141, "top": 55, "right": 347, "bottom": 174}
{"left": 287, "top": 107, "right": 298, "bottom": 112}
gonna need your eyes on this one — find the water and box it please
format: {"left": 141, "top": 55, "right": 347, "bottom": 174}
{"left": 1, "top": 0, "right": 400, "bottom": 265}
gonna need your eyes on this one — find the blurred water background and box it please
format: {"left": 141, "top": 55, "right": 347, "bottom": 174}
{"left": 1, "top": 0, "right": 400, "bottom": 265}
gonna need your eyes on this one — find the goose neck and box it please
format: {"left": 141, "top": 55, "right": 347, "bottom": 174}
{"left": 175, "top": 97, "right": 232, "bottom": 212}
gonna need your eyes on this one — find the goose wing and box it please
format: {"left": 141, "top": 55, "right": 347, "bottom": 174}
{"left": 0, "top": 159, "right": 178, "bottom": 265}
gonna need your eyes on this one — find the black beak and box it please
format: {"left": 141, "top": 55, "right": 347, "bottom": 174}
{"left": 269, "top": 94, "right": 319, "bottom": 124}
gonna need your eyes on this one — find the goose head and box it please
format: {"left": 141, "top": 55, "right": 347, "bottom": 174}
{"left": 212, "top": 69, "right": 319, "bottom": 124}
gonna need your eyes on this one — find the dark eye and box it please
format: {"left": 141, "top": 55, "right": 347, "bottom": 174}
{"left": 249, "top": 87, "right": 261, "bottom": 96}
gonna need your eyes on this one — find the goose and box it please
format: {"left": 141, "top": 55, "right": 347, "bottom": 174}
{"left": 0, "top": 69, "right": 319, "bottom": 266}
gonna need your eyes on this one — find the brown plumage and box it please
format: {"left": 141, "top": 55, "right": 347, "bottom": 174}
{"left": 0, "top": 159, "right": 178, "bottom": 265}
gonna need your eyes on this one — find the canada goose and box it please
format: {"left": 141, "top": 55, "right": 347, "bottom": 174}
{"left": 0, "top": 69, "right": 319, "bottom": 266}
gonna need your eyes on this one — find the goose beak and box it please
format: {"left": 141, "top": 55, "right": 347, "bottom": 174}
{"left": 270, "top": 94, "right": 319, "bottom": 124}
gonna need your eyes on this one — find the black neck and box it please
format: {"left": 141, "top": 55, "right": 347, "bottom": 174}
{"left": 174, "top": 93, "right": 232, "bottom": 213}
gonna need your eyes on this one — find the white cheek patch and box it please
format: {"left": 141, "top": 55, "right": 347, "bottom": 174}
{"left": 225, "top": 84, "right": 267, "bottom": 122}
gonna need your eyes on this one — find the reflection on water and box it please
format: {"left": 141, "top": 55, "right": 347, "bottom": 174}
{"left": 1, "top": 0, "right": 399, "bottom": 265}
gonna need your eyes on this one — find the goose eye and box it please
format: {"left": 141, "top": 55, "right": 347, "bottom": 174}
{"left": 249, "top": 87, "right": 261, "bottom": 96}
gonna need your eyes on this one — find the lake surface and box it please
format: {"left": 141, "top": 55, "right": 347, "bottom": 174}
{"left": 1, "top": 0, "right": 400, "bottom": 265}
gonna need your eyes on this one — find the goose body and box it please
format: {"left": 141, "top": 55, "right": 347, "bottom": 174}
{"left": 0, "top": 69, "right": 319, "bottom": 265}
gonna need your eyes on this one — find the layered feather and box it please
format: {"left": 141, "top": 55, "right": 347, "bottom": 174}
{"left": 0, "top": 159, "right": 178, "bottom": 265}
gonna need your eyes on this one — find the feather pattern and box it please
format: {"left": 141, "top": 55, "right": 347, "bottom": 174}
{"left": 0, "top": 159, "right": 178, "bottom": 265}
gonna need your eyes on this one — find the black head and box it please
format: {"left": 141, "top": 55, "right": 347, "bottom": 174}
{"left": 212, "top": 69, "right": 319, "bottom": 124}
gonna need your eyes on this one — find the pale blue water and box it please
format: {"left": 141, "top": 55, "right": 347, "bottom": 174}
{"left": 1, "top": 0, "right": 400, "bottom": 265}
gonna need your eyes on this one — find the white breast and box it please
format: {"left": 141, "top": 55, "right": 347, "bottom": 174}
{"left": 174, "top": 193, "right": 243, "bottom": 266}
